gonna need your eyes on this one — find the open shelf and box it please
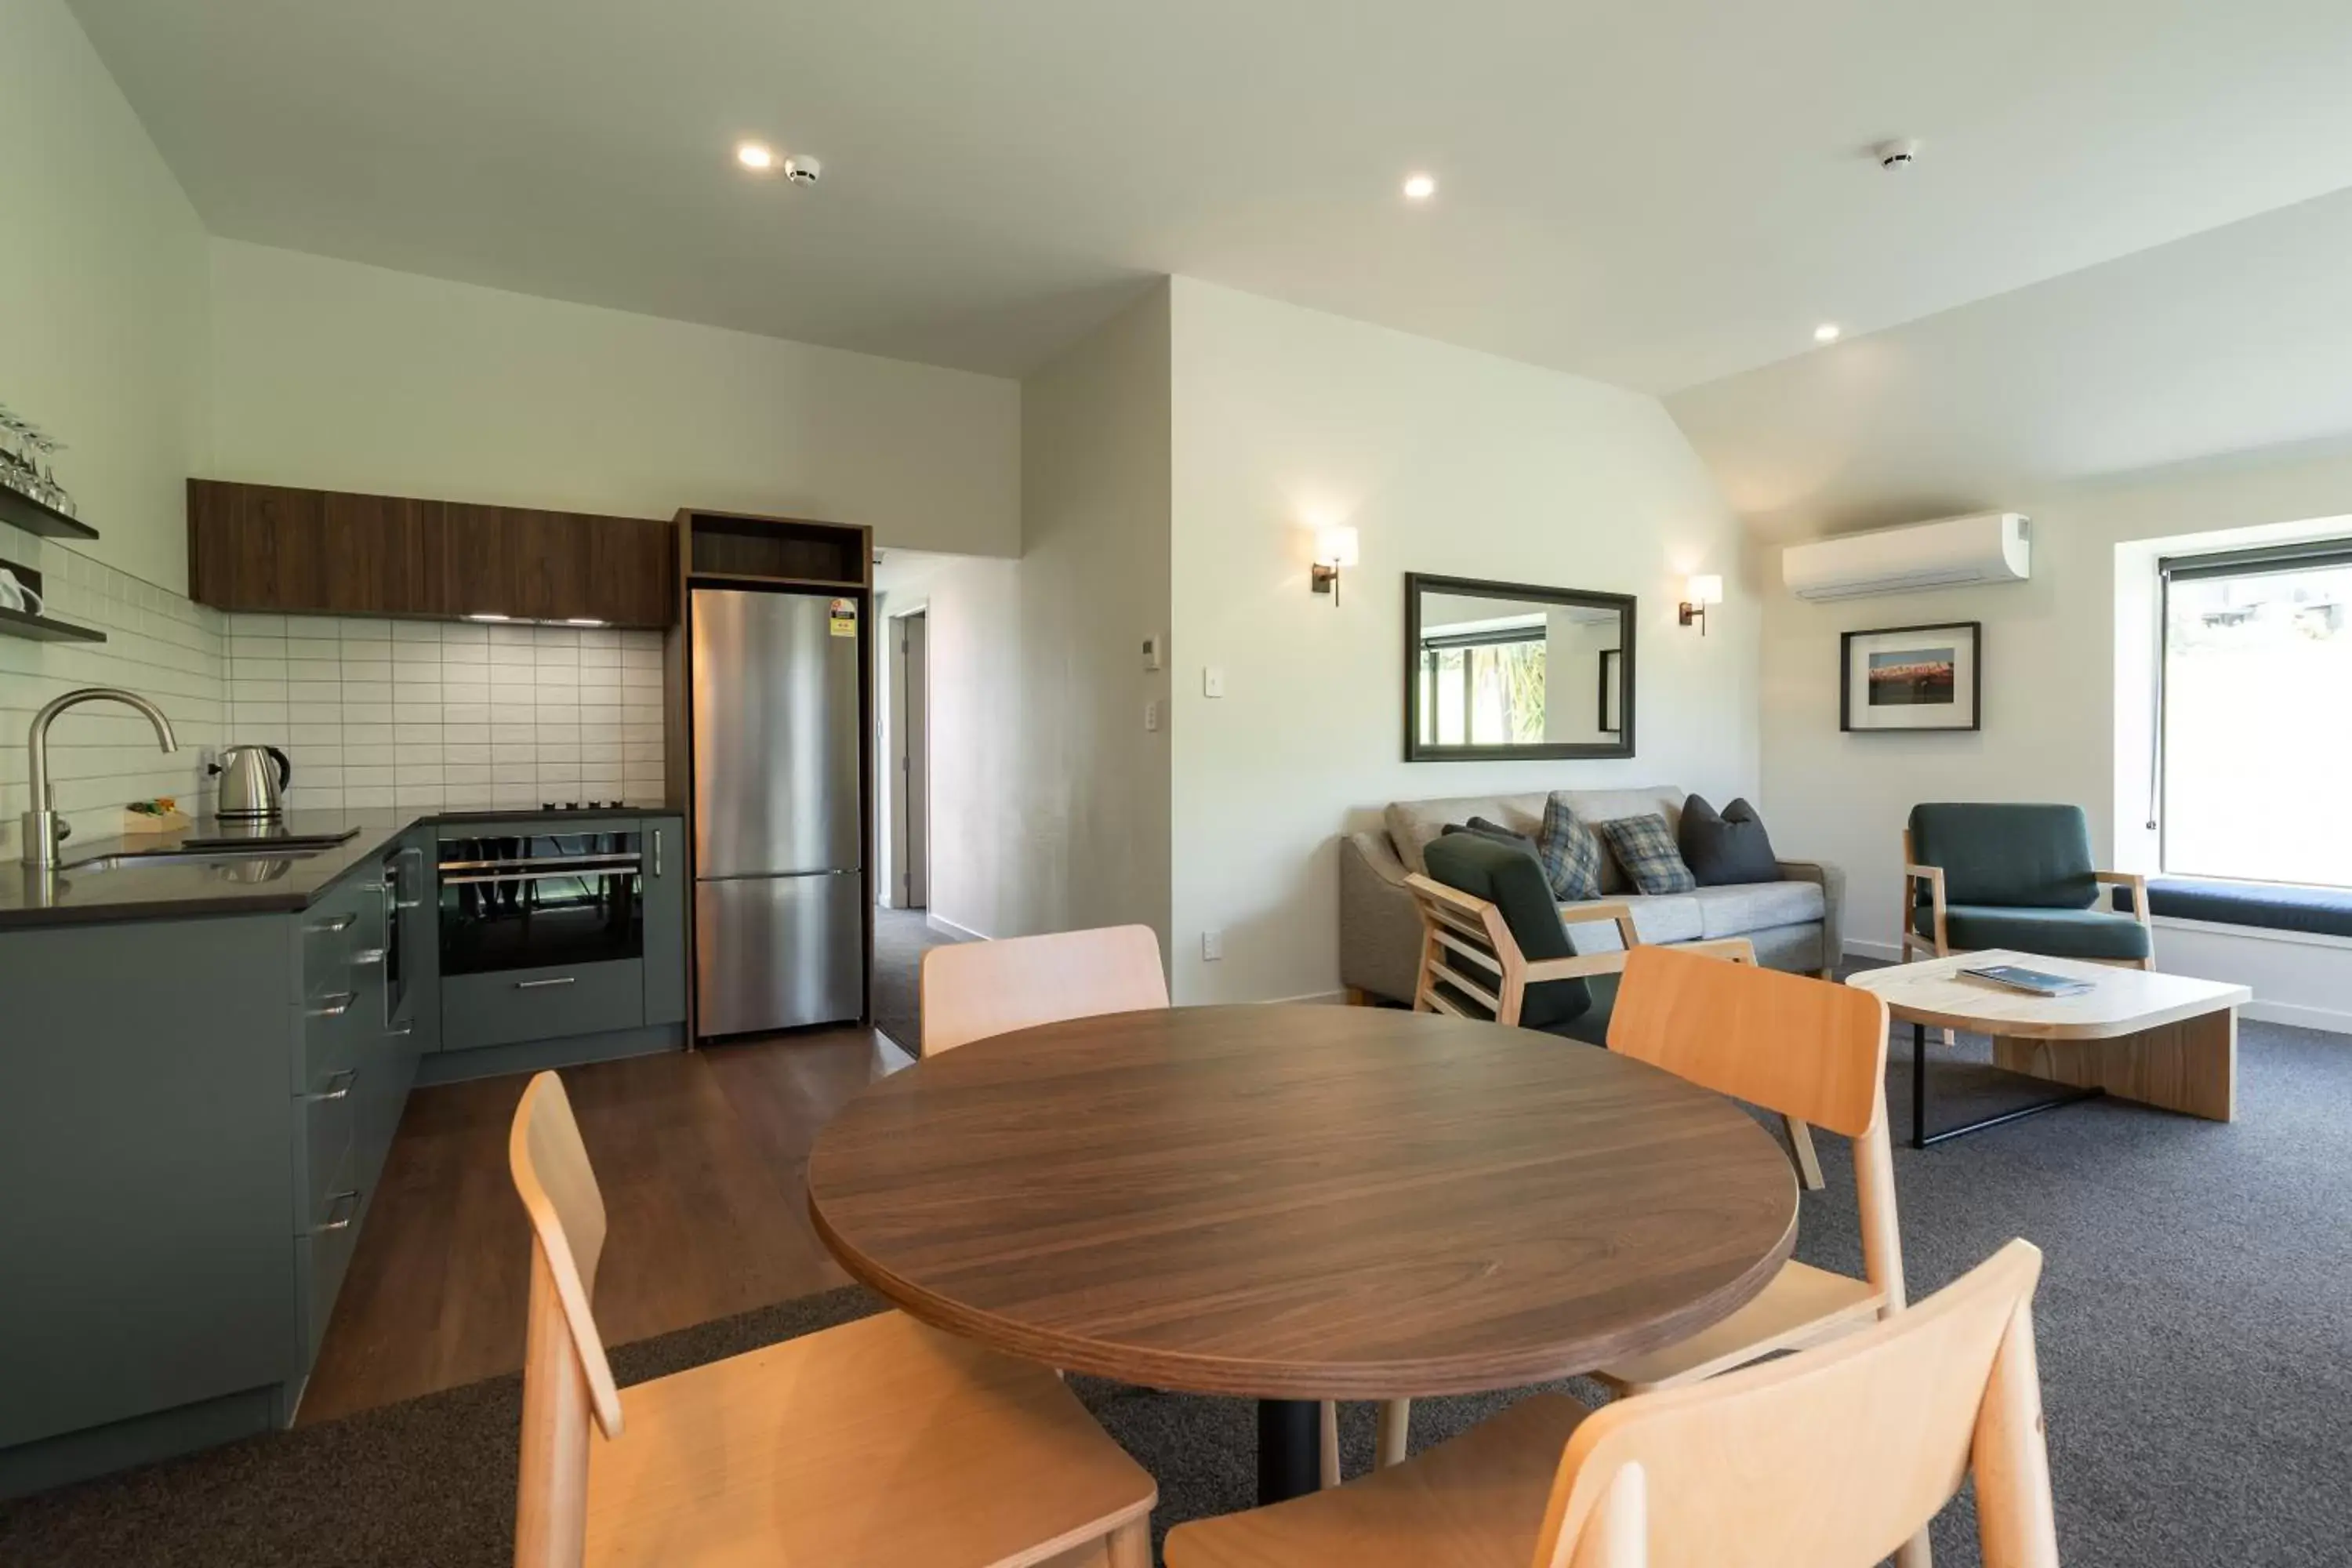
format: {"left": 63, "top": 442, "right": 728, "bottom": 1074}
{"left": 685, "top": 513, "right": 865, "bottom": 586}
{"left": 686, "top": 569, "right": 863, "bottom": 593}
{"left": 0, "top": 485, "right": 100, "bottom": 542}
{"left": 0, "top": 603, "right": 105, "bottom": 644}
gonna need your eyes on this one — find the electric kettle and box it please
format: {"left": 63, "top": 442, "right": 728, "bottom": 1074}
{"left": 211, "top": 744, "right": 292, "bottom": 820}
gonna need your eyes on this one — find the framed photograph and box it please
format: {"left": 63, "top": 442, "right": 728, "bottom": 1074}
{"left": 1598, "top": 648, "right": 1622, "bottom": 734}
{"left": 1840, "top": 621, "right": 1981, "bottom": 732}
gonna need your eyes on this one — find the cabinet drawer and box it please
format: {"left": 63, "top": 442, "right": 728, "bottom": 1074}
{"left": 293, "top": 1174, "right": 361, "bottom": 1368}
{"left": 441, "top": 960, "right": 644, "bottom": 1051}
{"left": 293, "top": 1074, "right": 357, "bottom": 1234}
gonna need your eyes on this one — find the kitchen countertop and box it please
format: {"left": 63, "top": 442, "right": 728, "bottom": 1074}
{"left": 0, "top": 805, "right": 677, "bottom": 930}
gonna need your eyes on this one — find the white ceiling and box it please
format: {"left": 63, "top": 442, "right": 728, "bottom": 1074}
{"left": 71, "top": 0, "right": 2352, "bottom": 390}
{"left": 1667, "top": 183, "right": 2352, "bottom": 539}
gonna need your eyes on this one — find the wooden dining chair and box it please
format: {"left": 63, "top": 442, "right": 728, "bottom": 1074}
{"left": 1595, "top": 944, "right": 1924, "bottom": 1567}
{"left": 920, "top": 924, "right": 1171, "bottom": 1055}
{"left": 508, "top": 1071, "right": 1156, "bottom": 1568}
{"left": 1162, "top": 1238, "right": 2057, "bottom": 1568}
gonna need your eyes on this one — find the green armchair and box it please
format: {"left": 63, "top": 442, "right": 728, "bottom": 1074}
{"left": 1902, "top": 803, "right": 2154, "bottom": 969}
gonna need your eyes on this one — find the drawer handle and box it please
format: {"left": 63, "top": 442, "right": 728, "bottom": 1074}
{"left": 515, "top": 976, "right": 577, "bottom": 989}
{"left": 387, "top": 1020, "right": 415, "bottom": 1038}
{"left": 351, "top": 947, "right": 387, "bottom": 967}
{"left": 307, "top": 1069, "right": 357, "bottom": 1102}
{"left": 653, "top": 826, "right": 662, "bottom": 879}
{"left": 308, "top": 913, "right": 357, "bottom": 934}
{"left": 309, "top": 992, "right": 357, "bottom": 1018}
{"left": 314, "top": 1190, "right": 359, "bottom": 1233}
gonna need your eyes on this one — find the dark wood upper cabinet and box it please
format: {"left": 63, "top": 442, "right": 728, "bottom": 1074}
{"left": 190, "top": 481, "right": 673, "bottom": 627}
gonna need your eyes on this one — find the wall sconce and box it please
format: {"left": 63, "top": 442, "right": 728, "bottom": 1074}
{"left": 1312, "top": 525, "right": 1360, "bottom": 605}
{"left": 1679, "top": 574, "right": 1723, "bottom": 635}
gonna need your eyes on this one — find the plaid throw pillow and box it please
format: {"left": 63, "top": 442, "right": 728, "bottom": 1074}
{"left": 1537, "top": 792, "right": 1606, "bottom": 901}
{"left": 1595, "top": 814, "right": 1698, "bottom": 895}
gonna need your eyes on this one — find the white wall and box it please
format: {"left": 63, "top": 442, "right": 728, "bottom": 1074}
{"left": 0, "top": 0, "right": 223, "bottom": 857}
{"left": 1167, "top": 278, "right": 1757, "bottom": 1004}
{"left": 992, "top": 286, "right": 1174, "bottom": 950}
{"left": 1756, "top": 440, "right": 2352, "bottom": 1024}
{"left": 207, "top": 239, "right": 1022, "bottom": 556}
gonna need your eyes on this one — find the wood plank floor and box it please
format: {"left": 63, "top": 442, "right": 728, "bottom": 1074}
{"left": 297, "top": 1029, "right": 910, "bottom": 1425}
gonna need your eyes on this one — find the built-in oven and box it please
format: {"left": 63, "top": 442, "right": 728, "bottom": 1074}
{"left": 437, "top": 828, "right": 644, "bottom": 977}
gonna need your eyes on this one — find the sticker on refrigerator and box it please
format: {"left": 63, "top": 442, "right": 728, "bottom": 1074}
{"left": 828, "top": 598, "right": 858, "bottom": 638}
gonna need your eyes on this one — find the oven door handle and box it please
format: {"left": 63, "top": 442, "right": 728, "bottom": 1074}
{"left": 437, "top": 854, "right": 641, "bottom": 874}
{"left": 441, "top": 866, "right": 643, "bottom": 886}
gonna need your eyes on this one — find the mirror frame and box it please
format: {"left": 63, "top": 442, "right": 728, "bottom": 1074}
{"left": 1403, "top": 572, "right": 1637, "bottom": 761}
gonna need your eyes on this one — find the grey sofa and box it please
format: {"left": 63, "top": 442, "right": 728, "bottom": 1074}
{"left": 1340, "top": 785, "right": 1846, "bottom": 1004}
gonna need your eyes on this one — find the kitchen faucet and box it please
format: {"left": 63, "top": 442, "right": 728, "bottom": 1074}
{"left": 20, "top": 687, "right": 179, "bottom": 869}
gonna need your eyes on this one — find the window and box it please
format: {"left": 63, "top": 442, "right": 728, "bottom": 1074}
{"left": 1416, "top": 626, "right": 1548, "bottom": 747}
{"left": 2157, "top": 539, "right": 2352, "bottom": 887}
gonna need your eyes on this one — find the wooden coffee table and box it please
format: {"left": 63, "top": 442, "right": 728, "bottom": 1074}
{"left": 808, "top": 1003, "right": 1798, "bottom": 1504}
{"left": 1848, "top": 949, "right": 2251, "bottom": 1148}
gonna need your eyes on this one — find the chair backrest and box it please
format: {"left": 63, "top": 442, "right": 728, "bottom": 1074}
{"left": 1908, "top": 803, "right": 2097, "bottom": 909}
{"left": 1534, "top": 1239, "right": 2056, "bottom": 1568}
{"left": 510, "top": 1072, "right": 624, "bottom": 1568}
{"left": 1607, "top": 946, "right": 1904, "bottom": 1308}
{"left": 1606, "top": 945, "right": 1889, "bottom": 1139}
{"left": 920, "top": 924, "right": 1169, "bottom": 1055}
{"left": 1420, "top": 830, "right": 1592, "bottom": 1029}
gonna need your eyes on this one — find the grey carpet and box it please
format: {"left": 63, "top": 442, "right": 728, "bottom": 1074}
{"left": 871, "top": 904, "right": 962, "bottom": 1054}
{"left": 5, "top": 1016, "right": 2349, "bottom": 1566}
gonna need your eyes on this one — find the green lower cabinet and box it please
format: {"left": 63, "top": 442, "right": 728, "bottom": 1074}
{"left": 642, "top": 814, "right": 687, "bottom": 1025}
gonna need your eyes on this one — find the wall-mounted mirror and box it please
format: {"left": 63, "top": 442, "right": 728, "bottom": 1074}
{"left": 1405, "top": 573, "right": 1635, "bottom": 760}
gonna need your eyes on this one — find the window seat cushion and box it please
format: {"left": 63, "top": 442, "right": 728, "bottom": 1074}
{"left": 2118, "top": 877, "right": 2352, "bottom": 940}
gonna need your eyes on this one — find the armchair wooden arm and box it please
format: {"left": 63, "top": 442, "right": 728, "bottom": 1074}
{"left": 1556, "top": 898, "right": 1642, "bottom": 954}
{"left": 2092, "top": 868, "right": 2151, "bottom": 923}
{"left": 1900, "top": 829, "right": 1950, "bottom": 959}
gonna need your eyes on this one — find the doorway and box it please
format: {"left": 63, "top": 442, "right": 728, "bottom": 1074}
{"left": 889, "top": 609, "right": 930, "bottom": 909}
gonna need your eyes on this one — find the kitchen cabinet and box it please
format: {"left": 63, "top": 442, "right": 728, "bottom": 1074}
{"left": 188, "top": 481, "right": 672, "bottom": 627}
{"left": 0, "top": 811, "right": 688, "bottom": 1495}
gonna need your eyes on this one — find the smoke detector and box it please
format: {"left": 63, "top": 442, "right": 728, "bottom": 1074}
{"left": 783, "top": 154, "right": 821, "bottom": 185}
{"left": 1875, "top": 139, "right": 1922, "bottom": 170}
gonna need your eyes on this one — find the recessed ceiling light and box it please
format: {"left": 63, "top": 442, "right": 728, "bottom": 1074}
{"left": 1403, "top": 172, "right": 1436, "bottom": 201}
{"left": 1813, "top": 323, "right": 1842, "bottom": 343}
{"left": 736, "top": 141, "right": 777, "bottom": 172}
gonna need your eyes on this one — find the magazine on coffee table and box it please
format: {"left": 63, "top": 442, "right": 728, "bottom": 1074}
{"left": 1959, "top": 963, "right": 2096, "bottom": 997}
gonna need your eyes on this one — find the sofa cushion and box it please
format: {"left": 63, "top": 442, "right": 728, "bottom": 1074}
{"left": 1421, "top": 832, "right": 1592, "bottom": 1028}
{"left": 1679, "top": 795, "right": 1782, "bottom": 886}
{"left": 1915, "top": 905, "right": 2153, "bottom": 962}
{"left": 1537, "top": 793, "right": 1606, "bottom": 901}
{"left": 1441, "top": 818, "right": 1540, "bottom": 858}
{"left": 1387, "top": 794, "right": 1546, "bottom": 876}
{"left": 1594, "top": 814, "right": 1698, "bottom": 895}
{"left": 1693, "top": 880, "right": 1826, "bottom": 938}
{"left": 1384, "top": 786, "right": 1687, "bottom": 882}
{"left": 1908, "top": 803, "right": 2098, "bottom": 909}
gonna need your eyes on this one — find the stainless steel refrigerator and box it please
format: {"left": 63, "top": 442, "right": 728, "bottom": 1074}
{"left": 691, "top": 588, "right": 865, "bottom": 1035}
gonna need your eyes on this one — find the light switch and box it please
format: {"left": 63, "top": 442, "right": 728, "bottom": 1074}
{"left": 1144, "top": 699, "right": 1160, "bottom": 732}
{"left": 1201, "top": 929, "right": 1224, "bottom": 961}
{"left": 1203, "top": 666, "right": 1225, "bottom": 699}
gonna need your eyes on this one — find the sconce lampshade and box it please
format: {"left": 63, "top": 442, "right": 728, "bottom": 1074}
{"left": 1316, "top": 525, "right": 1361, "bottom": 569}
{"left": 1686, "top": 573, "right": 1724, "bottom": 607}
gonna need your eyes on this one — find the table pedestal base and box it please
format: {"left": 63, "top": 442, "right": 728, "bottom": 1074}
{"left": 1991, "top": 1007, "right": 2238, "bottom": 1123}
{"left": 1257, "top": 1399, "right": 1322, "bottom": 1504}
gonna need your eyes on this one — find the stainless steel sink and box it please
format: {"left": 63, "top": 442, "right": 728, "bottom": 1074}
{"left": 64, "top": 848, "right": 328, "bottom": 872}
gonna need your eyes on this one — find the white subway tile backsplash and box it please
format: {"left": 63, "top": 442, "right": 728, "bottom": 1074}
{"left": 222, "top": 614, "right": 669, "bottom": 814}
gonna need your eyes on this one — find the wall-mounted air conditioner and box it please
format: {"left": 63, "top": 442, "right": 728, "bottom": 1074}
{"left": 1781, "top": 512, "right": 2031, "bottom": 601}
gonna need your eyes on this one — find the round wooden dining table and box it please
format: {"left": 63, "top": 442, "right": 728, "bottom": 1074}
{"left": 807, "top": 1003, "right": 1798, "bottom": 1504}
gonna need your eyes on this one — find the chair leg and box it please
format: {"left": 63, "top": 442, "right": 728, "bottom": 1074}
{"left": 1784, "top": 1116, "right": 1825, "bottom": 1191}
{"left": 1105, "top": 1516, "right": 1152, "bottom": 1568}
{"left": 1375, "top": 1399, "right": 1411, "bottom": 1467}
{"left": 1319, "top": 1401, "right": 1341, "bottom": 1488}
